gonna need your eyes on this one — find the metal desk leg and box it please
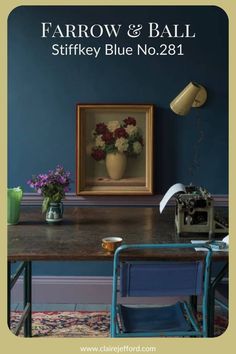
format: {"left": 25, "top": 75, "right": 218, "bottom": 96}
{"left": 208, "top": 263, "right": 228, "bottom": 337}
{"left": 7, "top": 261, "right": 11, "bottom": 330}
{"left": 8, "top": 261, "right": 32, "bottom": 337}
{"left": 24, "top": 261, "right": 32, "bottom": 337}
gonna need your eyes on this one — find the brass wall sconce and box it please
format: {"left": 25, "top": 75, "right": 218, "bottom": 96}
{"left": 170, "top": 82, "right": 207, "bottom": 116}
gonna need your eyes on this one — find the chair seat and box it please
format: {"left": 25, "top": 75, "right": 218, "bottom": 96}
{"left": 118, "top": 302, "right": 193, "bottom": 333}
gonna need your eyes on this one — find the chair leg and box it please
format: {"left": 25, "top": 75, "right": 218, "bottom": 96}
{"left": 208, "top": 288, "right": 215, "bottom": 337}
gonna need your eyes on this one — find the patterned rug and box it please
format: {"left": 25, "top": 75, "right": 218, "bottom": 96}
{"left": 10, "top": 311, "right": 228, "bottom": 337}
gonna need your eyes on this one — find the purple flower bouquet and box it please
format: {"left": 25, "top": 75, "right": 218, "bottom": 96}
{"left": 27, "top": 165, "right": 71, "bottom": 213}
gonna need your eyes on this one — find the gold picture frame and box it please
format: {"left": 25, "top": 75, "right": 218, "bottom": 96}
{"left": 76, "top": 104, "right": 154, "bottom": 195}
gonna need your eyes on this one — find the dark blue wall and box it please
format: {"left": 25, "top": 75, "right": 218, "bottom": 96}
{"left": 8, "top": 5, "right": 228, "bottom": 194}
{"left": 8, "top": 6, "right": 228, "bottom": 276}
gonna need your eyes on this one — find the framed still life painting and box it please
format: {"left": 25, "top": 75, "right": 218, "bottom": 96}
{"left": 76, "top": 104, "right": 154, "bottom": 195}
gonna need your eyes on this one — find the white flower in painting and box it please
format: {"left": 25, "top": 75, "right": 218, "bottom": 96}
{"left": 133, "top": 141, "right": 142, "bottom": 154}
{"left": 95, "top": 135, "right": 105, "bottom": 150}
{"left": 115, "top": 137, "right": 129, "bottom": 153}
{"left": 125, "top": 124, "right": 138, "bottom": 136}
{"left": 107, "top": 120, "right": 120, "bottom": 132}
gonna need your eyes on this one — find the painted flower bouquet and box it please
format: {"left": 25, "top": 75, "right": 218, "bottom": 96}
{"left": 27, "top": 165, "right": 71, "bottom": 213}
{"left": 90, "top": 117, "right": 144, "bottom": 161}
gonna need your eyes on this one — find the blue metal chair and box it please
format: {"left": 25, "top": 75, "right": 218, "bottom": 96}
{"left": 111, "top": 243, "right": 212, "bottom": 338}
{"left": 208, "top": 263, "right": 228, "bottom": 336}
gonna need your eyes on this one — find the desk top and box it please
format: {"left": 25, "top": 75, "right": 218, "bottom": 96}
{"left": 8, "top": 207, "right": 228, "bottom": 261}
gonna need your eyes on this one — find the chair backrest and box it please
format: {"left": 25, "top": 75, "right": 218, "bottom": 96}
{"left": 113, "top": 243, "right": 212, "bottom": 299}
{"left": 120, "top": 261, "right": 203, "bottom": 297}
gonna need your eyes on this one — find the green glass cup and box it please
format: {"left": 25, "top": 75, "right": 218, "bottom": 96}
{"left": 8, "top": 187, "right": 23, "bottom": 225}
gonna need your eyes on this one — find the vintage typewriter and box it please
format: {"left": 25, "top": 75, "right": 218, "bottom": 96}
{"left": 175, "top": 185, "right": 228, "bottom": 238}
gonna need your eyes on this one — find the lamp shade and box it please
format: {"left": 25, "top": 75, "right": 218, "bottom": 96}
{"left": 170, "top": 82, "right": 207, "bottom": 116}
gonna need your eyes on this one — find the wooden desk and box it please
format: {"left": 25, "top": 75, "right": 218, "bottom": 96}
{"left": 8, "top": 206, "right": 228, "bottom": 261}
{"left": 8, "top": 206, "right": 228, "bottom": 337}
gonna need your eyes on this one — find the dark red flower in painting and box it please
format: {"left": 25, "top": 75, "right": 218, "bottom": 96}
{"left": 91, "top": 149, "right": 106, "bottom": 161}
{"left": 123, "top": 117, "right": 136, "bottom": 127}
{"left": 114, "top": 127, "right": 128, "bottom": 139}
{"left": 95, "top": 123, "right": 108, "bottom": 135}
{"left": 102, "top": 131, "right": 114, "bottom": 144}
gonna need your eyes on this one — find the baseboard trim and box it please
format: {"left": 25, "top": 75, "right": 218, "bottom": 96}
{"left": 11, "top": 276, "right": 183, "bottom": 305}
{"left": 21, "top": 193, "right": 228, "bottom": 207}
{"left": 12, "top": 276, "right": 111, "bottom": 304}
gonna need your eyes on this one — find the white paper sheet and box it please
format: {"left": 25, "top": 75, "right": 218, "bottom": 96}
{"left": 222, "top": 235, "right": 229, "bottom": 245}
{"left": 159, "top": 183, "right": 186, "bottom": 213}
